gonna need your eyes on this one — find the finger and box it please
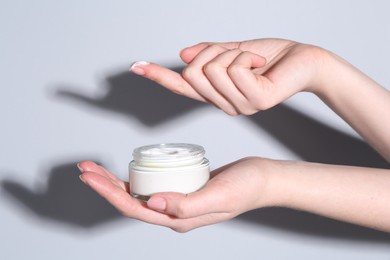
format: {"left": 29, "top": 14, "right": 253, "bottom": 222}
{"left": 145, "top": 161, "right": 239, "bottom": 218}
{"left": 78, "top": 160, "right": 128, "bottom": 191}
{"left": 81, "top": 171, "right": 139, "bottom": 212}
{"left": 147, "top": 184, "right": 229, "bottom": 219}
{"left": 203, "top": 49, "right": 255, "bottom": 114}
{"left": 130, "top": 62, "right": 206, "bottom": 102}
{"left": 180, "top": 41, "right": 240, "bottom": 64}
{"left": 226, "top": 52, "right": 274, "bottom": 110}
{"left": 81, "top": 171, "right": 179, "bottom": 226}
{"left": 182, "top": 45, "right": 239, "bottom": 115}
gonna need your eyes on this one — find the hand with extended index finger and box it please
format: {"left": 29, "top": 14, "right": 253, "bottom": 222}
{"left": 130, "top": 39, "right": 327, "bottom": 115}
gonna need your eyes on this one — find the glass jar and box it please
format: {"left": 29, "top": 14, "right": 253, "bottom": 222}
{"left": 129, "top": 143, "right": 210, "bottom": 201}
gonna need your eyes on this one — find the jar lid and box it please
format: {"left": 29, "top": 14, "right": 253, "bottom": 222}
{"left": 132, "top": 143, "right": 205, "bottom": 167}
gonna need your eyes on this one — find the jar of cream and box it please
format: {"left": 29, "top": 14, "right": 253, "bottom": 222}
{"left": 129, "top": 143, "right": 210, "bottom": 201}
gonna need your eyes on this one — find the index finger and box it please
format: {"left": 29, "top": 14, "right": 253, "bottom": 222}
{"left": 130, "top": 62, "right": 207, "bottom": 102}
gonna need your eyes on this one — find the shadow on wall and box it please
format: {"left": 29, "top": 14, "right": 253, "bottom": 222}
{"left": 2, "top": 67, "right": 389, "bottom": 240}
{"left": 249, "top": 104, "right": 390, "bottom": 168}
{"left": 55, "top": 67, "right": 205, "bottom": 126}
{"left": 1, "top": 161, "right": 121, "bottom": 228}
{"left": 237, "top": 207, "right": 390, "bottom": 241}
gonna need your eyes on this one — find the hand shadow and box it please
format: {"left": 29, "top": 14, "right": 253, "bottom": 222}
{"left": 249, "top": 104, "right": 390, "bottom": 168}
{"left": 1, "top": 67, "right": 207, "bottom": 231}
{"left": 55, "top": 67, "right": 206, "bottom": 126}
{"left": 236, "top": 208, "right": 390, "bottom": 242}
{"left": 1, "top": 161, "right": 121, "bottom": 229}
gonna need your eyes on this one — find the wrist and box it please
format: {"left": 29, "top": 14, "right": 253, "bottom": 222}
{"left": 301, "top": 45, "right": 336, "bottom": 96}
{"left": 251, "top": 158, "right": 294, "bottom": 209}
{"left": 255, "top": 159, "right": 312, "bottom": 209}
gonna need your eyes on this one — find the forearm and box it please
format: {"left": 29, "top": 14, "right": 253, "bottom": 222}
{"left": 263, "top": 159, "right": 390, "bottom": 232}
{"left": 312, "top": 50, "right": 390, "bottom": 161}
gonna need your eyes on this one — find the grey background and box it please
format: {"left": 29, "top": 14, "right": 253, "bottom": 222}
{"left": 1, "top": 0, "right": 390, "bottom": 259}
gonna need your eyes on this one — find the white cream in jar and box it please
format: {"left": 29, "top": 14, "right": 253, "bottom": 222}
{"left": 129, "top": 143, "right": 210, "bottom": 201}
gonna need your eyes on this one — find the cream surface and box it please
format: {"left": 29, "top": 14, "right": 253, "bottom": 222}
{"left": 141, "top": 147, "right": 188, "bottom": 156}
{"left": 133, "top": 143, "right": 205, "bottom": 167}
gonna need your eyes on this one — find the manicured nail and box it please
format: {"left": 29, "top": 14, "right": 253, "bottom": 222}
{"left": 129, "top": 61, "right": 150, "bottom": 75}
{"left": 147, "top": 196, "right": 167, "bottom": 211}
{"left": 77, "top": 163, "right": 84, "bottom": 173}
{"left": 79, "top": 174, "right": 87, "bottom": 184}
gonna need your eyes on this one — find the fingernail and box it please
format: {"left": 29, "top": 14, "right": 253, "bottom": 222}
{"left": 77, "top": 163, "right": 84, "bottom": 173}
{"left": 79, "top": 174, "right": 87, "bottom": 184}
{"left": 129, "top": 61, "right": 150, "bottom": 75}
{"left": 147, "top": 196, "right": 167, "bottom": 211}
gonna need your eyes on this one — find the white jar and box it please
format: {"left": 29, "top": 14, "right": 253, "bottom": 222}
{"left": 129, "top": 143, "right": 210, "bottom": 201}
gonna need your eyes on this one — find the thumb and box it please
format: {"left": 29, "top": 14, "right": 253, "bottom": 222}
{"left": 147, "top": 188, "right": 225, "bottom": 219}
{"left": 180, "top": 41, "right": 240, "bottom": 64}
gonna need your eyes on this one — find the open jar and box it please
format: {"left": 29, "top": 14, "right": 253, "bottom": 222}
{"left": 129, "top": 143, "right": 210, "bottom": 201}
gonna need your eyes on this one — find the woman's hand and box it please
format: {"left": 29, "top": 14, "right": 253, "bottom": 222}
{"left": 130, "top": 38, "right": 390, "bottom": 161}
{"left": 78, "top": 157, "right": 390, "bottom": 233}
{"left": 78, "top": 157, "right": 273, "bottom": 232}
{"left": 130, "top": 39, "right": 327, "bottom": 115}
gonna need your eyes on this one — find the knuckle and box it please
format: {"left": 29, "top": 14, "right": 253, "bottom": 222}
{"left": 227, "top": 63, "right": 242, "bottom": 77}
{"left": 224, "top": 108, "right": 239, "bottom": 116}
{"left": 244, "top": 50, "right": 255, "bottom": 57}
{"left": 244, "top": 89, "right": 273, "bottom": 111}
{"left": 252, "top": 97, "right": 272, "bottom": 111}
{"left": 182, "top": 66, "right": 197, "bottom": 81}
{"left": 208, "top": 44, "right": 226, "bottom": 53}
{"left": 239, "top": 106, "right": 258, "bottom": 116}
{"left": 252, "top": 100, "right": 266, "bottom": 111}
{"left": 175, "top": 203, "right": 189, "bottom": 218}
{"left": 203, "top": 61, "right": 220, "bottom": 76}
{"left": 170, "top": 225, "right": 191, "bottom": 233}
